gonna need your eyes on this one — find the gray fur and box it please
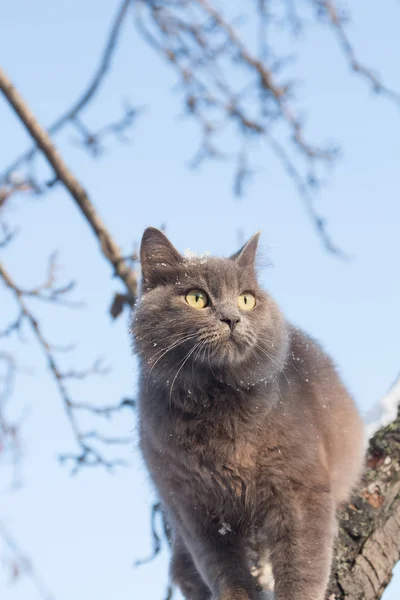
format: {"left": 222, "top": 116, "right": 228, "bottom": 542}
{"left": 132, "top": 228, "right": 365, "bottom": 600}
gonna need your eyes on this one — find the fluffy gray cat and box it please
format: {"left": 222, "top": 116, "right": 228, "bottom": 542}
{"left": 132, "top": 227, "right": 365, "bottom": 600}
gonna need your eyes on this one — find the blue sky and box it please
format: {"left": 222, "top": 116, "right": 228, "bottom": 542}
{"left": 1, "top": 0, "right": 399, "bottom": 598}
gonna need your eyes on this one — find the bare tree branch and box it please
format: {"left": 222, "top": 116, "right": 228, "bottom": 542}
{"left": 134, "top": 502, "right": 165, "bottom": 567}
{"left": 316, "top": 0, "right": 400, "bottom": 107}
{"left": 0, "top": 520, "right": 56, "bottom": 600}
{"left": 0, "top": 351, "right": 23, "bottom": 487}
{"left": 0, "top": 0, "right": 133, "bottom": 184}
{"left": 72, "top": 103, "right": 144, "bottom": 157}
{"left": 268, "top": 135, "right": 349, "bottom": 259}
{"left": 0, "top": 66, "right": 138, "bottom": 303}
{"left": 0, "top": 222, "right": 18, "bottom": 249}
{"left": 195, "top": 0, "right": 328, "bottom": 159}
{"left": 0, "top": 260, "right": 134, "bottom": 473}
{"left": 134, "top": 0, "right": 342, "bottom": 254}
{"left": 2, "top": 1, "right": 399, "bottom": 258}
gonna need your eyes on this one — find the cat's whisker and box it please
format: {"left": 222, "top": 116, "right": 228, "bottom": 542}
{"left": 194, "top": 341, "right": 206, "bottom": 363}
{"left": 149, "top": 329, "right": 196, "bottom": 359}
{"left": 147, "top": 333, "right": 198, "bottom": 380}
{"left": 206, "top": 343, "right": 214, "bottom": 375}
{"left": 256, "top": 344, "right": 283, "bottom": 371}
{"left": 200, "top": 341, "right": 213, "bottom": 372}
{"left": 257, "top": 343, "right": 293, "bottom": 397}
{"left": 191, "top": 342, "right": 203, "bottom": 380}
{"left": 252, "top": 348, "right": 272, "bottom": 373}
{"left": 168, "top": 341, "right": 203, "bottom": 405}
{"left": 259, "top": 339, "right": 300, "bottom": 374}
{"left": 147, "top": 338, "right": 195, "bottom": 378}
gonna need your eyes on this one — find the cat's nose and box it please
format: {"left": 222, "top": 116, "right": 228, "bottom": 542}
{"left": 220, "top": 316, "right": 241, "bottom": 332}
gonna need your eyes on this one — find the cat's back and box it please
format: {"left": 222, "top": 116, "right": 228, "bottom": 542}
{"left": 282, "top": 326, "right": 365, "bottom": 503}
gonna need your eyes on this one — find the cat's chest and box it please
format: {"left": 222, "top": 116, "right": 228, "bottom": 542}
{"left": 165, "top": 416, "right": 260, "bottom": 509}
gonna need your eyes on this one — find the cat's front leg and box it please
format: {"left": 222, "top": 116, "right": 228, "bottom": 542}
{"left": 170, "top": 532, "right": 212, "bottom": 600}
{"left": 262, "top": 489, "right": 336, "bottom": 600}
{"left": 170, "top": 507, "right": 260, "bottom": 600}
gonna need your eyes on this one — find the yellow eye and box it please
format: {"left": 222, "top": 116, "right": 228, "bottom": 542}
{"left": 185, "top": 289, "right": 208, "bottom": 309}
{"left": 238, "top": 292, "right": 256, "bottom": 311}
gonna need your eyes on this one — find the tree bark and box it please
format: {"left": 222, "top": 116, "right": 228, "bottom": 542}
{"left": 328, "top": 408, "right": 400, "bottom": 598}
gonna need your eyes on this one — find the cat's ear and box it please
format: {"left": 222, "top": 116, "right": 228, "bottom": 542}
{"left": 230, "top": 232, "right": 260, "bottom": 267}
{"left": 140, "top": 227, "right": 183, "bottom": 285}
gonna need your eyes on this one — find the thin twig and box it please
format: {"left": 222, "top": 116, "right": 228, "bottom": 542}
{"left": 134, "top": 502, "right": 165, "bottom": 567}
{"left": 268, "top": 135, "right": 349, "bottom": 259}
{"left": 0, "top": 261, "right": 133, "bottom": 473}
{"left": 136, "top": 0, "right": 343, "bottom": 254}
{"left": 0, "top": 66, "right": 138, "bottom": 301}
{"left": 0, "top": 520, "right": 56, "bottom": 600}
{"left": 316, "top": 0, "right": 400, "bottom": 107}
{"left": 0, "top": 0, "right": 133, "bottom": 184}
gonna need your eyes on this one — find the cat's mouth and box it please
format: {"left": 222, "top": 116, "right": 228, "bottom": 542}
{"left": 222, "top": 327, "right": 245, "bottom": 346}
{"left": 196, "top": 327, "right": 252, "bottom": 366}
{"left": 219, "top": 329, "right": 238, "bottom": 346}
{"left": 219, "top": 330, "right": 250, "bottom": 355}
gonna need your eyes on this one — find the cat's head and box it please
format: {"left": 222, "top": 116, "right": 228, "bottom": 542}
{"left": 132, "top": 228, "right": 289, "bottom": 387}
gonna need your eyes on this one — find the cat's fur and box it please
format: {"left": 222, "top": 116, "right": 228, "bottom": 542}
{"left": 132, "top": 227, "right": 365, "bottom": 600}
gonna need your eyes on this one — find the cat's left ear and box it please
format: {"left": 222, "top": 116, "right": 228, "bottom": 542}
{"left": 140, "top": 227, "right": 183, "bottom": 286}
{"left": 230, "top": 232, "right": 260, "bottom": 267}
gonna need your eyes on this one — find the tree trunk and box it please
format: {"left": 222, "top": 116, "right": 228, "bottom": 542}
{"left": 328, "top": 407, "right": 400, "bottom": 598}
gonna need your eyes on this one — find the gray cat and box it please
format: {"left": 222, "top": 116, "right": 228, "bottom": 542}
{"left": 132, "top": 227, "right": 365, "bottom": 600}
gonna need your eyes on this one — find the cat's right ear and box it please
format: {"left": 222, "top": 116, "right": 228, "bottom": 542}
{"left": 140, "top": 227, "right": 183, "bottom": 286}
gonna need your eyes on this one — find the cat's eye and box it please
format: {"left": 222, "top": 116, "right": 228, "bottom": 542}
{"left": 185, "top": 289, "right": 208, "bottom": 309}
{"left": 238, "top": 292, "right": 256, "bottom": 311}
